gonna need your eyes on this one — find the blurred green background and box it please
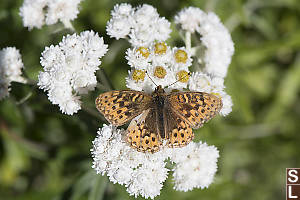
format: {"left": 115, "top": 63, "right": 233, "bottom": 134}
{"left": 1, "top": 0, "right": 300, "bottom": 199}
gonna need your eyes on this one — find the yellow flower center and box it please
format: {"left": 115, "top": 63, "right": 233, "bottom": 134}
{"left": 174, "top": 49, "right": 188, "bottom": 63}
{"left": 136, "top": 47, "right": 150, "bottom": 58}
{"left": 176, "top": 70, "right": 190, "bottom": 83}
{"left": 132, "top": 69, "right": 146, "bottom": 82}
{"left": 154, "top": 66, "right": 167, "bottom": 79}
{"left": 154, "top": 42, "right": 167, "bottom": 55}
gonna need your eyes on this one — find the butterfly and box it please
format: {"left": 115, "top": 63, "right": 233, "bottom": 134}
{"left": 95, "top": 85, "right": 222, "bottom": 153}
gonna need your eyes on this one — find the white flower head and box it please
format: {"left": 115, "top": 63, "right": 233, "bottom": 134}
{"left": 172, "top": 47, "right": 193, "bottom": 71}
{"left": 38, "top": 30, "right": 108, "bottom": 115}
{"left": 91, "top": 125, "right": 219, "bottom": 199}
{"left": 174, "top": 7, "right": 205, "bottom": 33}
{"left": 19, "top": 0, "right": 83, "bottom": 30}
{"left": 175, "top": 7, "right": 234, "bottom": 78}
{"left": 196, "top": 12, "right": 234, "bottom": 78}
{"left": 150, "top": 42, "right": 173, "bottom": 67}
{"left": 188, "top": 72, "right": 212, "bottom": 93}
{"left": 0, "top": 47, "right": 26, "bottom": 100}
{"left": 125, "top": 47, "right": 151, "bottom": 70}
{"left": 218, "top": 91, "right": 233, "bottom": 116}
{"left": 171, "top": 142, "right": 219, "bottom": 191}
{"left": 106, "top": 17, "right": 132, "bottom": 40}
{"left": 46, "top": 0, "right": 82, "bottom": 25}
{"left": 111, "top": 3, "right": 133, "bottom": 18}
{"left": 19, "top": 0, "right": 47, "bottom": 29}
{"left": 125, "top": 69, "right": 153, "bottom": 93}
{"left": 107, "top": 4, "right": 172, "bottom": 47}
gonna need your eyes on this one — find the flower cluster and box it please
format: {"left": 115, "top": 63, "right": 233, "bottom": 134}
{"left": 0, "top": 47, "right": 26, "bottom": 100}
{"left": 19, "top": 0, "right": 82, "bottom": 30}
{"left": 106, "top": 4, "right": 171, "bottom": 47}
{"left": 125, "top": 42, "right": 192, "bottom": 93}
{"left": 175, "top": 7, "right": 234, "bottom": 78}
{"left": 90, "top": 4, "right": 235, "bottom": 199}
{"left": 38, "top": 30, "right": 108, "bottom": 115}
{"left": 91, "top": 125, "right": 219, "bottom": 199}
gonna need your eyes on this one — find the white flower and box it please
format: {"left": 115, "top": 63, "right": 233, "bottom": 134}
{"left": 19, "top": 0, "right": 46, "bottom": 29}
{"left": 125, "top": 70, "right": 154, "bottom": 94}
{"left": 111, "top": 3, "right": 133, "bottom": 18}
{"left": 125, "top": 48, "right": 151, "bottom": 70}
{"left": 46, "top": 0, "right": 82, "bottom": 25}
{"left": 106, "top": 18, "right": 132, "bottom": 40}
{"left": 19, "top": 0, "right": 82, "bottom": 30}
{"left": 210, "top": 76, "right": 225, "bottom": 93}
{"left": 0, "top": 47, "right": 26, "bottom": 100}
{"left": 174, "top": 7, "right": 205, "bottom": 33}
{"left": 188, "top": 72, "right": 212, "bottom": 93}
{"left": 154, "top": 17, "right": 172, "bottom": 42}
{"left": 127, "top": 160, "right": 168, "bottom": 199}
{"left": 91, "top": 125, "right": 219, "bottom": 199}
{"left": 106, "top": 4, "right": 171, "bottom": 47}
{"left": 172, "top": 47, "right": 193, "bottom": 71}
{"left": 38, "top": 30, "right": 108, "bottom": 115}
{"left": 219, "top": 91, "right": 233, "bottom": 116}
{"left": 171, "top": 142, "right": 219, "bottom": 191}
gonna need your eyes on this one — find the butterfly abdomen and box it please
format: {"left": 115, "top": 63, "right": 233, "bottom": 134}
{"left": 153, "top": 94, "right": 166, "bottom": 139}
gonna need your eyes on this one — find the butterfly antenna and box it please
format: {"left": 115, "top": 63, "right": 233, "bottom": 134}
{"left": 145, "top": 70, "right": 158, "bottom": 87}
{"left": 167, "top": 72, "right": 191, "bottom": 87}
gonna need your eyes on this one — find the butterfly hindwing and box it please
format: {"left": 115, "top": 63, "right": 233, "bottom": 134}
{"left": 167, "top": 92, "right": 222, "bottom": 129}
{"left": 164, "top": 108, "right": 194, "bottom": 147}
{"left": 127, "top": 109, "right": 162, "bottom": 153}
{"left": 95, "top": 90, "right": 152, "bottom": 126}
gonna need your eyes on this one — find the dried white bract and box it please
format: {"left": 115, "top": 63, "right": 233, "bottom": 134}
{"left": 19, "top": 0, "right": 82, "bottom": 30}
{"left": 38, "top": 30, "right": 108, "bottom": 115}
{"left": 106, "top": 4, "right": 171, "bottom": 47}
{"left": 0, "top": 47, "right": 26, "bottom": 100}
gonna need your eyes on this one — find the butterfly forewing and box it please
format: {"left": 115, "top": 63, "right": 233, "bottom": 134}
{"left": 167, "top": 92, "right": 222, "bottom": 129}
{"left": 95, "top": 90, "right": 152, "bottom": 126}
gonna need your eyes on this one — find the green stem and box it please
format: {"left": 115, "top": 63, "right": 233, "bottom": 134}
{"left": 16, "top": 92, "right": 33, "bottom": 105}
{"left": 98, "top": 68, "right": 114, "bottom": 90}
{"left": 185, "top": 31, "right": 192, "bottom": 53}
{"left": 62, "top": 19, "right": 75, "bottom": 32}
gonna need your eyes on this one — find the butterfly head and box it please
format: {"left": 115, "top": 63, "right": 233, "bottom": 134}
{"left": 154, "top": 85, "right": 165, "bottom": 95}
